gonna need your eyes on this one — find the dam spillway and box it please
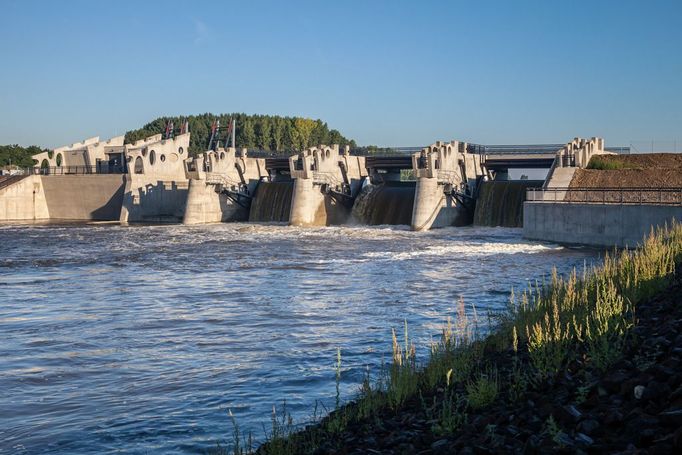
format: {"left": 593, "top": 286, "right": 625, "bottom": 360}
{"left": 351, "top": 182, "right": 415, "bottom": 225}
{"left": 473, "top": 180, "right": 543, "bottom": 227}
{"left": 248, "top": 181, "right": 293, "bottom": 222}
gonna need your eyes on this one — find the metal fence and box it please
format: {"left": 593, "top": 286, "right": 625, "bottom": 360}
{"left": 27, "top": 165, "right": 127, "bottom": 175}
{"left": 527, "top": 187, "right": 682, "bottom": 205}
{"left": 629, "top": 141, "right": 681, "bottom": 154}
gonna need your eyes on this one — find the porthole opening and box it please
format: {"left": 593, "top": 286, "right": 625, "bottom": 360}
{"left": 149, "top": 150, "right": 156, "bottom": 165}
{"left": 178, "top": 147, "right": 184, "bottom": 155}
{"left": 160, "top": 154, "right": 166, "bottom": 163}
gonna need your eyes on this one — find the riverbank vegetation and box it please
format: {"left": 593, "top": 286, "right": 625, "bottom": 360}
{"left": 125, "top": 114, "right": 356, "bottom": 156}
{"left": 216, "top": 221, "right": 682, "bottom": 454}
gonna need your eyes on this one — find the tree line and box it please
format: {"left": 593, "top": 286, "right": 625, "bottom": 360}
{"left": 0, "top": 144, "right": 48, "bottom": 168}
{"left": 125, "top": 113, "right": 357, "bottom": 156}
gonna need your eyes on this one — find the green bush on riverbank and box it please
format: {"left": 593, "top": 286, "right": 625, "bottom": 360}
{"left": 219, "top": 222, "right": 682, "bottom": 454}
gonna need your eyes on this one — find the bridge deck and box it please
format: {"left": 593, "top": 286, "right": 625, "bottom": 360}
{"left": 364, "top": 155, "right": 413, "bottom": 170}
{"left": 264, "top": 157, "right": 290, "bottom": 171}
{"left": 484, "top": 153, "right": 556, "bottom": 170}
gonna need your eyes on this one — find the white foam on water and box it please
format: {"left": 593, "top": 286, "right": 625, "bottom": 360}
{"left": 363, "top": 241, "right": 561, "bottom": 261}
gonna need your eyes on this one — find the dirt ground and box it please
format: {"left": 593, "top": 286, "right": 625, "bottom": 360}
{"left": 570, "top": 153, "right": 682, "bottom": 188}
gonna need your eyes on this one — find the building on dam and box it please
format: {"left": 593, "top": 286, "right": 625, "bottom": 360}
{"left": 2, "top": 130, "right": 680, "bottom": 247}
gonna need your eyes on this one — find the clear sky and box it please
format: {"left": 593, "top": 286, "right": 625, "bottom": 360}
{"left": 1, "top": 0, "right": 680, "bottom": 148}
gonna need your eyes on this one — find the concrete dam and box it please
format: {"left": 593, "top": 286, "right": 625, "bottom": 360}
{"left": 0, "top": 132, "right": 628, "bottom": 232}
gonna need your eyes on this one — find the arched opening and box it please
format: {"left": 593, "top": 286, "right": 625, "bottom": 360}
{"left": 134, "top": 156, "right": 144, "bottom": 174}
{"left": 149, "top": 150, "right": 156, "bottom": 165}
{"left": 41, "top": 159, "right": 49, "bottom": 169}
{"left": 56, "top": 153, "right": 63, "bottom": 167}
{"left": 47, "top": 150, "right": 54, "bottom": 159}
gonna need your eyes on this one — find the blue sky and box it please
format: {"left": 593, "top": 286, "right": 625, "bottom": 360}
{"left": 0, "top": 0, "right": 680, "bottom": 148}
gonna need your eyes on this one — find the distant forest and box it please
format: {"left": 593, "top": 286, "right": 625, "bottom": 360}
{"left": 125, "top": 113, "right": 357, "bottom": 156}
{"left": 0, "top": 144, "right": 48, "bottom": 168}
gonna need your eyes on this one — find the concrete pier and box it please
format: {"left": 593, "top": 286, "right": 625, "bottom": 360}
{"left": 411, "top": 141, "right": 485, "bottom": 231}
{"left": 288, "top": 145, "right": 366, "bottom": 227}
{"left": 183, "top": 148, "right": 267, "bottom": 224}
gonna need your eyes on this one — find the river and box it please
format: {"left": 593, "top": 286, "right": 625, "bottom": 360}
{"left": 0, "top": 223, "right": 599, "bottom": 453}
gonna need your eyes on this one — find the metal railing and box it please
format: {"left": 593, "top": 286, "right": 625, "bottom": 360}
{"left": 527, "top": 187, "right": 682, "bottom": 205}
{"left": 28, "top": 165, "right": 126, "bottom": 175}
{"left": 312, "top": 171, "right": 342, "bottom": 187}
{"left": 205, "top": 172, "right": 241, "bottom": 187}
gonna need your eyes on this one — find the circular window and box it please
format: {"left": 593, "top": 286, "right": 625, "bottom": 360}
{"left": 142, "top": 148, "right": 147, "bottom": 157}
{"left": 56, "top": 153, "right": 63, "bottom": 167}
{"left": 149, "top": 150, "right": 156, "bottom": 165}
{"left": 160, "top": 154, "right": 166, "bottom": 162}
{"left": 178, "top": 147, "right": 184, "bottom": 155}
{"left": 220, "top": 152, "right": 225, "bottom": 160}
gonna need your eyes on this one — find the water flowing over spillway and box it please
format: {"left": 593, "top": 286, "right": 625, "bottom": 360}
{"left": 0, "top": 223, "right": 599, "bottom": 453}
{"left": 351, "top": 182, "right": 416, "bottom": 225}
{"left": 473, "top": 180, "right": 542, "bottom": 227}
{"left": 248, "top": 181, "right": 293, "bottom": 222}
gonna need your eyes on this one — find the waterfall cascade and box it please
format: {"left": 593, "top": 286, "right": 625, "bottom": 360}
{"left": 249, "top": 181, "right": 293, "bottom": 222}
{"left": 351, "top": 181, "right": 416, "bottom": 225}
{"left": 473, "top": 180, "right": 543, "bottom": 227}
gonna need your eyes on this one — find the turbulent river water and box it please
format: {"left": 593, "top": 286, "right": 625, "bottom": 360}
{"left": 0, "top": 223, "right": 599, "bottom": 454}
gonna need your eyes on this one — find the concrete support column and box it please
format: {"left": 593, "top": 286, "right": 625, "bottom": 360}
{"left": 184, "top": 180, "right": 221, "bottom": 224}
{"left": 411, "top": 177, "right": 443, "bottom": 231}
{"left": 289, "top": 178, "right": 326, "bottom": 226}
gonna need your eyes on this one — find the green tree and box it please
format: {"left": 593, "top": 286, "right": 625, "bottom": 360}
{"left": 124, "top": 113, "right": 355, "bottom": 156}
{"left": 255, "top": 117, "right": 272, "bottom": 150}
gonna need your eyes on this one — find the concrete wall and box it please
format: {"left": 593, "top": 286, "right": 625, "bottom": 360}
{"left": 523, "top": 202, "right": 682, "bottom": 248}
{"left": 120, "top": 133, "right": 190, "bottom": 223}
{"left": 0, "top": 175, "right": 49, "bottom": 221}
{"left": 41, "top": 175, "right": 124, "bottom": 220}
{"left": 0, "top": 174, "right": 123, "bottom": 221}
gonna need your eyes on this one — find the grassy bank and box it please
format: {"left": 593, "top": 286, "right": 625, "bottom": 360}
{"left": 586, "top": 155, "right": 641, "bottom": 170}
{"left": 217, "top": 222, "right": 682, "bottom": 454}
